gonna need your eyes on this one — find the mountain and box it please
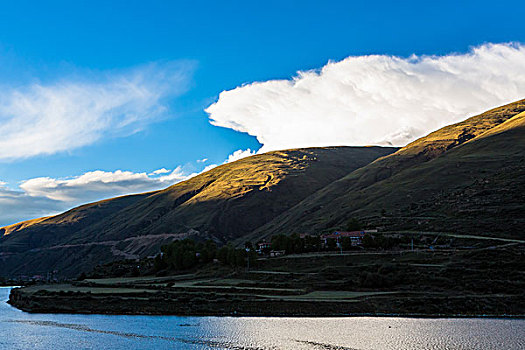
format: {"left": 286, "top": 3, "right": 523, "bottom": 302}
{"left": 0, "top": 146, "right": 395, "bottom": 277}
{"left": 251, "top": 99, "right": 525, "bottom": 241}
{"left": 2, "top": 99, "right": 524, "bottom": 278}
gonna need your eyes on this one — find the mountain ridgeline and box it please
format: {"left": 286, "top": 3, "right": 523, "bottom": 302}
{"left": 252, "top": 99, "right": 525, "bottom": 241}
{"left": 0, "top": 146, "right": 395, "bottom": 277}
{"left": 1, "top": 99, "right": 524, "bottom": 278}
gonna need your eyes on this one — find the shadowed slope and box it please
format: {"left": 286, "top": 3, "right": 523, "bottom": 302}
{"left": 0, "top": 193, "right": 154, "bottom": 252}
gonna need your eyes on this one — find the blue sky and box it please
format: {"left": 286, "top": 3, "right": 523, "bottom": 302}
{"left": 1, "top": 0, "right": 524, "bottom": 226}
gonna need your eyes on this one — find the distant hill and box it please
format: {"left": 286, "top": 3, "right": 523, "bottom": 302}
{"left": 251, "top": 99, "right": 525, "bottom": 241}
{"left": 0, "top": 146, "right": 395, "bottom": 277}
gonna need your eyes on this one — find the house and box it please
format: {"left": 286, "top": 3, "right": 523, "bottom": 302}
{"left": 30, "top": 274, "right": 45, "bottom": 281}
{"left": 321, "top": 231, "right": 365, "bottom": 247}
{"left": 269, "top": 250, "right": 285, "bottom": 257}
{"left": 256, "top": 241, "right": 272, "bottom": 253}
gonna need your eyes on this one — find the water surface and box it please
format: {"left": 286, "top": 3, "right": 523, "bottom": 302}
{"left": 1, "top": 287, "right": 523, "bottom": 349}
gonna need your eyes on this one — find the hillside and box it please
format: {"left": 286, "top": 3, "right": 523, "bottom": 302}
{"left": 0, "top": 146, "right": 395, "bottom": 277}
{"left": 253, "top": 99, "right": 525, "bottom": 240}
{"left": 2, "top": 99, "right": 524, "bottom": 279}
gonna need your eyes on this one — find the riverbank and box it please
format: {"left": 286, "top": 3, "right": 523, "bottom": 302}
{"left": 8, "top": 285, "right": 524, "bottom": 317}
{"left": 2, "top": 285, "right": 524, "bottom": 350}
{"left": 9, "top": 242, "right": 524, "bottom": 317}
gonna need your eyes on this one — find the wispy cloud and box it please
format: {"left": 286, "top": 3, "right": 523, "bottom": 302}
{"left": 206, "top": 43, "right": 525, "bottom": 152}
{"left": 0, "top": 61, "right": 195, "bottom": 161}
{"left": 149, "top": 168, "right": 171, "bottom": 175}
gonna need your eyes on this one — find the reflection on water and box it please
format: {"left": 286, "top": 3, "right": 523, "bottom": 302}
{"left": 1, "top": 287, "right": 523, "bottom": 350}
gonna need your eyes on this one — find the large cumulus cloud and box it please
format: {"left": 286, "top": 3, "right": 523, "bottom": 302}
{"left": 206, "top": 43, "right": 525, "bottom": 152}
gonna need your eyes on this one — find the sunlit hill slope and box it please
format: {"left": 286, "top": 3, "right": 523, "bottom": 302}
{"left": 0, "top": 146, "right": 395, "bottom": 277}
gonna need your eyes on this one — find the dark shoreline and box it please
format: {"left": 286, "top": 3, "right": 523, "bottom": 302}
{"left": 8, "top": 287, "right": 524, "bottom": 319}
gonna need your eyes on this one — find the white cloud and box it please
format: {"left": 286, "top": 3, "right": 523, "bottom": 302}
{"left": 197, "top": 158, "right": 208, "bottom": 163}
{"left": 200, "top": 163, "right": 219, "bottom": 173}
{"left": 0, "top": 161, "right": 224, "bottom": 227}
{"left": 149, "top": 168, "right": 171, "bottom": 175}
{"left": 0, "top": 61, "right": 195, "bottom": 160}
{"left": 0, "top": 145, "right": 261, "bottom": 226}
{"left": 206, "top": 43, "right": 525, "bottom": 151}
{"left": 0, "top": 182, "right": 63, "bottom": 226}
{"left": 19, "top": 170, "right": 168, "bottom": 203}
{"left": 157, "top": 166, "right": 194, "bottom": 183}
{"left": 225, "top": 149, "right": 256, "bottom": 163}
{"left": 0, "top": 171, "right": 170, "bottom": 227}
{"left": 0, "top": 169, "right": 191, "bottom": 226}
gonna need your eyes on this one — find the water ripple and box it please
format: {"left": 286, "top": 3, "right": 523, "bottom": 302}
{"left": 6, "top": 320, "right": 276, "bottom": 350}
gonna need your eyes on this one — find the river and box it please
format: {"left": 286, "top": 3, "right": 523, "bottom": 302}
{"left": 1, "top": 287, "right": 523, "bottom": 349}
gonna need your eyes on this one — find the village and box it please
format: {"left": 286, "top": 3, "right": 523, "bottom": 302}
{"left": 255, "top": 230, "right": 377, "bottom": 257}
{"left": 10, "top": 228, "right": 451, "bottom": 284}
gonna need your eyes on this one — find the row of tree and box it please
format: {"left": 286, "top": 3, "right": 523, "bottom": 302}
{"left": 154, "top": 239, "right": 257, "bottom": 272}
{"left": 152, "top": 216, "right": 403, "bottom": 273}
{"left": 155, "top": 233, "right": 400, "bottom": 272}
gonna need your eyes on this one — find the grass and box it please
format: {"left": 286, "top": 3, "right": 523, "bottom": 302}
{"left": 21, "top": 284, "right": 152, "bottom": 294}
{"left": 264, "top": 291, "right": 401, "bottom": 302}
{"left": 257, "top": 99, "right": 525, "bottom": 240}
{"left": 84, "top": 274, "right": 196, "bottom": 285}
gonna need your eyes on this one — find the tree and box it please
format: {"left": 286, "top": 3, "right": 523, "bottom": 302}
{"left": 244, "top": 241, "right": 254, "bottom": 251}
{"left": 271, "top": 234, "right": 288, "bottom": 251}
{"left": 362, "top": 233, "right": 375, "bottom": 248}
{"left": 217, "top": 246, "right": 229, "bottom": 264}
{"left": 346, "top": 217, "right": 362, "bottom": 231}
{"left": 304, "top": 235, "right": 321, "bottom": 251}
{"left": 341, "top": 236, "right": 352, "bottom": 251}
{"left": 131, "top": 266, "right": 140, "bottom": 277}
{"left": 326, "top": 238, "right": 337, "bottom": 251}
{"left": 234, "top": 249, "right": 245, "bottom": 267}
{"left": 289, "top": 233, "right": 304, "bottom": 253}
{"left": 181, "top": 250, "right": 196, "bottom": 269}
{"left": 153, "top": 254, "right": 167, "bottom": 271}
{"left": 201, "top": 240, "right": 217, "bottom": 263}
